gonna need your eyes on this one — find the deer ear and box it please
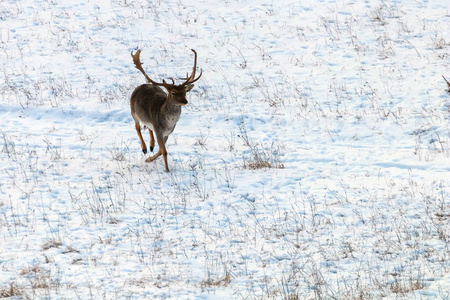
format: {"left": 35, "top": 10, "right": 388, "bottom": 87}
{"left": 185, "top": 84, "right": 194, "bottom": 92}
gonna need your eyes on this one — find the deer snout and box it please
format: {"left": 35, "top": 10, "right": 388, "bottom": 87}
{"left": 180, "top": 99, "right": 188, "bottom": 105}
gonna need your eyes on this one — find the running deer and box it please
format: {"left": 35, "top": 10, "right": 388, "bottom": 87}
{"left": 130, "top": 49, "right": 202, "bottom": 172}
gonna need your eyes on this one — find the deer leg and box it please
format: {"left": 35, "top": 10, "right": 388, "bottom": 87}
{"left": 144, "top": 135, "right": 170, "bottom": 172}
{"left": 149, "top": 136, "right": 169, "bottom": 172}
{"left": 145, "top": 134, "right": 164, "bottom": 164}
{"left": 145, "top": 150, "right": 162, "bottom": 162}
{"left": 161, "top": 136, "right": 170, "bottom": 172}
{"left": 148, "top": 129, "right": 155, "bottom": 152}
{"left": 135, "top": 121, "right": 147, "bottom": 154}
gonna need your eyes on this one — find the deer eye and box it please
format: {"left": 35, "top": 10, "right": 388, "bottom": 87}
{"left": 171, "top": 91, "right": 177, "bottom": 96}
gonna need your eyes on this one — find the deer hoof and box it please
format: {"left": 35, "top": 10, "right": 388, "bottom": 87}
{"left": 150, "top": 146, "right": 154, "bottom": 152}
{"left": 142, "top": 148, "right": 147, "bottom": 154}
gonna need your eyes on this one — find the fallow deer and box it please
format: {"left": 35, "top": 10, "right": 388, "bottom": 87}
{"left": 130, "top": 49, "right": 202, "bottom": 172}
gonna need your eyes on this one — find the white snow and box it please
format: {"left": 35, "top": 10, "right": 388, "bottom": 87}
{"left": 1, "top": 0, "right": 449, "bottom": 298}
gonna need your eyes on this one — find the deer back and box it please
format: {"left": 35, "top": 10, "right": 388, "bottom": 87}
{"left": 130, "top": 84, "right": 181, "bottom": 136}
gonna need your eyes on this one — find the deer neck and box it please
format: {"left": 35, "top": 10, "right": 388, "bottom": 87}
{"left": 161, "top": 96, "right": 181, "bottom": 116}
{"left": 161, "top": 94, "right": 181, "bottom": 114}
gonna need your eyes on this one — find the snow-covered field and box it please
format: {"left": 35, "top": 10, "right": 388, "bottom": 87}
{"left": 1, "top": 0, "right": 450, "bottom": 298}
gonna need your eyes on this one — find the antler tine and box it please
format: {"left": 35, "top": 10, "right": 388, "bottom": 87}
{"left": 181, "top": 49, "right": 203, "bottom": 85}
{"left": 186, "top": 69, "right": 203, "bottom": 84}
{"left": 131, "top": 50, "right": 166, "bottom": 86}
{"left": 188, "top": 49, "right": 198, "bottom": 82}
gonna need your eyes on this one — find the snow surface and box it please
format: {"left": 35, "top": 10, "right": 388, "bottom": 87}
{"left": 1, "top": 0, "right": 450, "bottom": 298}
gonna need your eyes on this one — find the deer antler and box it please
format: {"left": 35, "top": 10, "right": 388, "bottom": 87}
{"left": 180, "top": 49, "right": 203, "bottom": 86}
{"left": 131, "top": 50, "right": 168, "bottom": 86}
{"left": 132, "top": 49, "right": 201, "bottom": 87}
